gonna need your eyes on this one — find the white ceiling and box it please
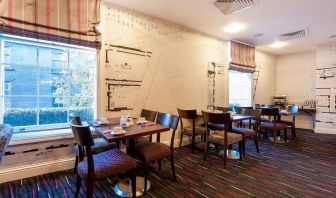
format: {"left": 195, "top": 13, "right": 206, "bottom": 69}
{"left": 106, "top": 0, "right": 336, "bottom": 55}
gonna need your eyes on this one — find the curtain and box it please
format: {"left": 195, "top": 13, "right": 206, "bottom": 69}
{"left": 229, "top": 41, "right": 256, "bottom": 73}
{"left": 0, "top": 0, "right": 101, "bottom": 48}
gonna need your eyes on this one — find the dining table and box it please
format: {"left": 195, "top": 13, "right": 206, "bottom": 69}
{"left": 88, "top": 117, "right": 170, "bottom": 197}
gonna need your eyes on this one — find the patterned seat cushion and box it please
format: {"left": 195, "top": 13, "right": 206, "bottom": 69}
{"left": 0, "top": 124, "right": 14, "bottom": 165}
{"left": 182, "top": 126, "right": 206, "bottom": 136}
{"left": 208, "top": 131, "right": 242, "bottom": 146}
{"left": 135, "top": 142, "right": 171, "bottom": 162}
{"left": 92, "top": 138, "right": 117, "bottom": 153}
{"left": 279, "top": 120, "right": 294, "bottom": 126}
{"left": 260, "top": 122, "right": 287, "bottom": 130}
{"left": 78, "top": 148, "right": 137, "bottom": 180}
{"left": 232, "top": 128, "right": 256, "bottom": 137}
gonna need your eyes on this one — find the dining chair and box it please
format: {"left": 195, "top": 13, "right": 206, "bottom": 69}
{"left": 70, "top": 121, "right": 137, "bottom": 198}
{"left": 259, "top": 108, "right": 288, "bottom": 145}
{"left": 231, "top": 109, "right": 262, "bottom": 156}
{"left": 279, "top": 105, "right": 298, "bottom": 139}
{"left": 139, "top": 109, "right": 157, "bottom": 142}
{"left": 134, "top": 112, "right": 179, "bottom": 193}
{"left": 177, "top": 108, "right": 206, "bottom": 153}
{"left": 202, "top": 111, "right": 243, "bottom": 167}
{"left": 70, "top": 116, "right": 117, "bottom": 173}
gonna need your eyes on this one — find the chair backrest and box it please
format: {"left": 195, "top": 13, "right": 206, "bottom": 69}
{"left": 70, "top": 115, "right": 83, "bottom": 125}
{"left": 202, "top": 111, "right": 230, "bottom": 128}
{"left": 261, "top": 104, "right": 274, "bottom": 108}
{"left": 240, "top": 109, "right": 262, "bottom": 129}
{"left": 260, "top": 107, "right": 280, "bottom": 122}
{"left": 235, "top": 106, "right": 253, "bottom": 114}
{"left": 287, "top": 105, "right": 299, "bottom": 113}
{"left": 155, "top": 112, "right": 179, "bottom": 149}
{"left": 177, "top": 108, "right": 197, "bottom": 119}
{"left": 214, "top": 106, "right": 231, "bottom": 113}
{"left": 140, "top": 109, "right": 157, "bottom": 122}
{"left": 0, "top": 125, "right": 13, "bottom": 165}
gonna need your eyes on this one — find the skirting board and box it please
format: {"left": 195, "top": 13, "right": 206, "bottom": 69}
{"left": 0, "top": 157, "right": 75, "bottom": 184}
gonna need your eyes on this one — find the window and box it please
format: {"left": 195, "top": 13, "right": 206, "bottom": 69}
{"left": 0, "top": 35, "right": 97, "bottom": 132}
{"left": 229, "top": 70, "right": 252, "bottom": 107}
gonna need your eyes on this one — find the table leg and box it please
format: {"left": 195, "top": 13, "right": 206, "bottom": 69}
{"left": 114, "top": 139, "right": 151, "bottom": 197}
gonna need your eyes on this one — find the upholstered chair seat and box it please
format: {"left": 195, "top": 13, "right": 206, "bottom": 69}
{"left": 232, "top": 128, "right": 256, "bottom": 136}
{"left": 135, "top": 142, "right": 171, "bottom": 162}
{"left": 260, "top": 122, "right": 287, "bottom": 130}
{"left": 78, "top": 148, "right": 137, "bottom": 180}
{"left": 208, "top": 131, "right": 242, "bottom": 145}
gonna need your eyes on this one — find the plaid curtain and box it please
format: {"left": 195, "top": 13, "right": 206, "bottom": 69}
{"left": 230, "top": 41, "right": 256, "bottom": 73}
{"left": 0, "top": 0, "right": 101, "bottom": 48}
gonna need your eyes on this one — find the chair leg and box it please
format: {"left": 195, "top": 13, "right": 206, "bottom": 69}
{"left": 254, "top": 135, "right": 260, "bottom": 153}
{"left": 179, "top": 133, "right": 183, "bottom": 149}
{"left": 203, "top": 142, "right": 210, "bottom": 160}
{"left": 73, "top": 156, "right": 78, "bottom": 174}
{"left": 223, "top": 145, "right": 227, "bottom": 167}
{"left": 86, "top": 177, "right": 94, "bottom": 198}
{"left": 130, "top": 169, "right": 137, "bottom": 198}
{"left": 215, "top": 144, "right": 219, "bottom": 155}
{"left": 284, "top": 128, "right": 288, "bottom": 143}
{"left": 292, "top": 125, "right": 296, "bottom": 139}
{"left": 143, "top": 163, "right": 148, "bottom": 194}
{"left": 158, "top": 159, "right": 162, "bottom": 170}
{"left": 170, "top": 155, "right": 177, "bottom": 181}
{"left": 192, "top": 135, "right": 196, "bottom": 153}
{"left": 74, "top": 175, "right": 82, "bottom": 198}
{"left": 273, "top": 130, "right": 276, "bottom": 146}
{"left": 242, "top": 137, "right": 246, "bottom": 157}
{"left": 238, "top": 142, "right": 243, "bottom": 161}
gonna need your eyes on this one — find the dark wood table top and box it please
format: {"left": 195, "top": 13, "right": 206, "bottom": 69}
{"left": 89, "top": 118, "right": 170, "bottom": 143}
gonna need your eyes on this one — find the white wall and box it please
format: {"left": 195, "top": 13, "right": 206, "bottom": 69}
{"left": 254, "top": 50, "right": 276, "bottom": 105}
{"left": 275, "top": 50, "right": 316, "bottom": 130}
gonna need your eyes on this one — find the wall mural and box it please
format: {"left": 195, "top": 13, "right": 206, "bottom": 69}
{"left": 315, "top": 42, "right": 336, "bottom": 134}
{"left": 102, "top": 5, "right": 228, "bottom": 118}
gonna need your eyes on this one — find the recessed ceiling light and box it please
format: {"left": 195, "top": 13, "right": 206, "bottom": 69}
{"left": 270, "top": 41, "right": 288, "bottom": 48}
{"left": 224, "top": 23, "right": 245, "bottom": 33}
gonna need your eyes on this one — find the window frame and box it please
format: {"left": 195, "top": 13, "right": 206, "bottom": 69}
{"left": 0, "top": 34, "right": 98, "bottom": 133}
{"left": 229, "top": 70, "right": 253, "bottom": 107}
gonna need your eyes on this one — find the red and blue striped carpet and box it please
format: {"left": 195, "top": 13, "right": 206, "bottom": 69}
{"left": 0, "top": 129, "right": 336, "bottom": 198}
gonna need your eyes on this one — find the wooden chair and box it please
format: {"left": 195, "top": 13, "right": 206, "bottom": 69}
{"left": 139, "top": 109, "right": 157, "bottom": 142}
{"left": 259, "top": 108, "right": 288, "bottom": 145}
{"left": 134, "top": 112, "right": 179, "bottom": 193}
{"left": 231, "top": 109, "right": 262, "bottom": 156}
{"left": 70, "top": 116, "right": 117, "bottom": 173}
{"left": 70, "top": 121, "right": 137, "bottom": 198}
{"left": 177, "top": 108, "right": 206, "bottom": 153}
{"left": 202, "top": 111, "right": 243, "bottom": 167}
{"left": 279, "top": 105, "right": 298, "bottom": 139}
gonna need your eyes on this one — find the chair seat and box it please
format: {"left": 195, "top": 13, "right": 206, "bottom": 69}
{"left": 78, "top": 149, "right": 137, "bottom": 180}
{"left": 231, "top": 128, "right": 256, "bottom": 137}
{"left": 135, "top": 142, "right": 171, "bottom": 162}
{"left": 182, "top": 126, "right": 206, "bottom": 136}
{"left": 91, "top": 138, "right": 118, "bottom": 153}
{"left": 279, "top": 120, "right": 295, "bottom": 126}
{"left": 260, "top": 122, "right": 287, "bottom": 130}
{"left": 208, "top": 131, "right": 242, "bottom": 146}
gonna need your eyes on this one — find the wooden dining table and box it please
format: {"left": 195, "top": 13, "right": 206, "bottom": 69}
{"left": 88, "top": 117, "right": 170, "bottom": 197}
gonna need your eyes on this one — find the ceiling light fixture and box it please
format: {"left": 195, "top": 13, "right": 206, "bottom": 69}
{"left": 270, "top": 41, "right": 288, "bottom": 48}
{"left": 224, "top": 23, "right": 245, "bottom": 33}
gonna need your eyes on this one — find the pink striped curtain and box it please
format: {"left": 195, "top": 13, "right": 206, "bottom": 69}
{"left": 0, "top": 0, "right": 101, "bottom": 48}
{"left": 230, "top": 41, "right": 256, "bottom": 73}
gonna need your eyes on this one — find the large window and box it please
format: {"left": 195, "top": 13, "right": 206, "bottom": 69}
{"left": 229, "top": 70, "right": 252, "bottom": 107}
{"left": 0, "top": 35, "right": 97, "bottom": 132}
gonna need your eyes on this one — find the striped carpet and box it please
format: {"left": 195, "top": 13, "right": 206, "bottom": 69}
{"left": 1, "top": 129, "right": 336, "bottom": 198}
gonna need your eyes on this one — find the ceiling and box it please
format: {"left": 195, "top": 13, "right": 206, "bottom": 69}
{"left": 106, "top": 0, "right": 336, "bottom": 55}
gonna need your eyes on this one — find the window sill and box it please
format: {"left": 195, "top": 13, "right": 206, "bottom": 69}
{"left": 9, "top": 128, "right": 74, "bottom": 146}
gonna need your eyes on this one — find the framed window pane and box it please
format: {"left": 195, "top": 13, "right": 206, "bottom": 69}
{"left": 229, "top": 70, "right": 252, "bottom": 107}
{"left": 4, "top": 96, "right": 37, "bottom": 127}
{"left": 4, "top": 65, "right": 37, "bottom": 96}
{"left": 4, "top": 41, "right": 37, "bottom": 67}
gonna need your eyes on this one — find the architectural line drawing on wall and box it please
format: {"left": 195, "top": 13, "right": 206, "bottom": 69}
{"left": 207, "top": 62, "right": 224, "bottom": 109}
{"left": 252, "top": 70, "right": 260, "bottom": 102}
{"left": 316, "top": 66, "right": 336, "bottom": 79}
{"left": 104, "top": 44, "right": 153, "bottom": 112}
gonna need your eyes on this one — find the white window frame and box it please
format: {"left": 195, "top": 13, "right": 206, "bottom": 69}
{"left": 0, "top": 34, "right": 98, "bottom": 133}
